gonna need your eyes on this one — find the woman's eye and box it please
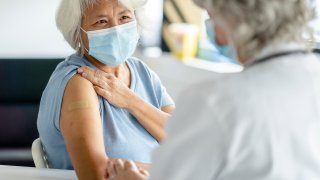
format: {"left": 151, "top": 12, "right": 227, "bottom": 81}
{"left": 121, "top": 16, "right": 132, "bottom": 21}
{"left": 96, "top": 19, "right": 108, "bottom": 24}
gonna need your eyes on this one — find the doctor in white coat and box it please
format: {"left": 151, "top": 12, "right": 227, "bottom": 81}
{"left": 80, "top": 0, "right": 320, "bottom": 179}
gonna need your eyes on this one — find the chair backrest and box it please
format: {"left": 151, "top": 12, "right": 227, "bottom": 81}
{"left": 31, "top": 138, "right": 49, "bottom": 168}
{"left": 314, "top": 49, "right": 320, "bottom": 55}
{"left": 0, "top": 58, "right": 62, "bottom": 166}
{"left": 0, "top": 59, "right": 62, "bottom": 148}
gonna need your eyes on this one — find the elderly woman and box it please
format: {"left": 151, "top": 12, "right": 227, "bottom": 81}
{"left": 37, "top": 0, "right": 175, "bottom": 179}
{"left": 103, "top": 0, "right": 320, "bottom": 179}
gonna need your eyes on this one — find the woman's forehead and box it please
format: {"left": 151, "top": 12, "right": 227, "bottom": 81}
{"left": 85, "top": 0, "right": 131, "bottom": 17}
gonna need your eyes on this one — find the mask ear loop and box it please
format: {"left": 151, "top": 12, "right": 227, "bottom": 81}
{"left": 79, "top": 27, "right": 90, "bottom": 54}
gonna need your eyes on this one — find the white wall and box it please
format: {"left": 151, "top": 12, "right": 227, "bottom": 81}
{"left": 0, "top": 0, "right": 74, "bottom": 58}
{"left": 0, "top": 0, "right": 318, "bottom": 59}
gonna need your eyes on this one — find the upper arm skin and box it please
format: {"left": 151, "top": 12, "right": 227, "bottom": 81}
{"left": 60, "top": 74, "right": 108, "bottom": 180}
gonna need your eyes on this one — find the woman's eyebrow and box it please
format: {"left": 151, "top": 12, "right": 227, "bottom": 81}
{"left": 119, "top": 10, "right": 132, "bottom": 15}
{"left": 94, "top": 14, "right": 109, "bottom": 18}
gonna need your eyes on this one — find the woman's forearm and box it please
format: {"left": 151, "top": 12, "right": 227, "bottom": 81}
{"left": 135, "top": 161, "right": 151, "bottom": 171}
{"left": 127, "top": 93, "right": 172, "bottom": 142}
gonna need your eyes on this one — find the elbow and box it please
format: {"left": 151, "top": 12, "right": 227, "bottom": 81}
{"left": 75, "top": 158, "right": 109, "bottom": 180}
{"left": 76, "top": 167, "right": 107, "bottom": 180}
{"left": 156, "top": 131, "right": 167, "bottom": 143}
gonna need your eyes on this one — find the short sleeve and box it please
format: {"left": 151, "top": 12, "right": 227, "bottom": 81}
{"left": 127, "top": 57, "right": 175, "bottom": 108}
{"left": 149, "top": 70, "right": 175, "bottom": 107}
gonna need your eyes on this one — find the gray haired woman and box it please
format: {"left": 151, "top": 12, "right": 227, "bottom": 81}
{"left": 104, "top": 0, "right": 320, "bottom": 179}
{"left": 37, "top": 0, "right": 175, "bottom": 179}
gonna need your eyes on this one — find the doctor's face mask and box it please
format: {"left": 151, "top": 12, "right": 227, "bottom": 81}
{"left": 205, "top": 19, "right": 238, "bottom": 63}
{"left": 81, "top": 21, "right": 140, "bottom": 67}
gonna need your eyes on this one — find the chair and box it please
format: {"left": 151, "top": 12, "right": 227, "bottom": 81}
{"left": 31, "top": 138, "right": 49, "bottom": 168}
{"left": 0, "top": 58, "right": 62, "bottom": 166}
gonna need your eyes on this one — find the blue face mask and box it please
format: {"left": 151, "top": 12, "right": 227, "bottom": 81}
{"left": 205, "top": 19, "right": 237, "bottom": 62}
{"left": 81, "top": 21, "right": 139, "bottom": 67}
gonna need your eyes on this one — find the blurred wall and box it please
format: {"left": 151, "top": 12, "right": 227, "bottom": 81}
{"left": 0, "top": 0, "right": 74, "bottom": 58}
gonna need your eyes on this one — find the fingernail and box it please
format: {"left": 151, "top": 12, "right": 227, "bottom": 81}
{"left": 77, "top": 68, "right": 83, "bottom": 73}
{"left": 82, "top": 73, "right": 87, "bottom": 77}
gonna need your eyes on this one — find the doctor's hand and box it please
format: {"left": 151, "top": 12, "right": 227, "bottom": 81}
{"left": 106, "top": 159, "right": 149, "bottom": 180}
{"left": 77, "top": 66, "right": 135, "bottom": 109}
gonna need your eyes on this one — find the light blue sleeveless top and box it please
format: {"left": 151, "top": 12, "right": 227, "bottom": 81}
{"left": 37, "top": 54, "right": 174, "bottom": 169}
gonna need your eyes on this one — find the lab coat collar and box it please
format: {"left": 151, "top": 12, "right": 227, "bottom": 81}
{"left": 244, "top": 42, "right": 307, "bottom": 67}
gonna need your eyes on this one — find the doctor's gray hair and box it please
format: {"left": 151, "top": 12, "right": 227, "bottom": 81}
{"left": 56, "top": 0, "right": 147, "bottom": 51}
{"left": 193, "top": 0, "right": 315, "bottom": 58}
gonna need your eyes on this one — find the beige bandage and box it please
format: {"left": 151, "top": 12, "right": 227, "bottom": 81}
{"left": 67, "top": 100, "right": 91, "bottom": 111}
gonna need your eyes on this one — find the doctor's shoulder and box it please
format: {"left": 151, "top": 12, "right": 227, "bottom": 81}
{"left": 176, "top": 74, "right": 235, "bottom": 101}
{"left": 175, "top": 72, "right": 259, "bottom": 114}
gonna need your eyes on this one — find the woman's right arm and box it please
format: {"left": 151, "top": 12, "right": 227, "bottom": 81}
{"left": 60, "top": 74, "right": 108, "bottom": 180}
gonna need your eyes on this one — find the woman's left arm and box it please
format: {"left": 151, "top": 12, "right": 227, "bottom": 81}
{"left": 126, "top": 94, "right": 174, "bottom": 142}
{"left": 77, "top": 67, "right": 175, "bottom": 142}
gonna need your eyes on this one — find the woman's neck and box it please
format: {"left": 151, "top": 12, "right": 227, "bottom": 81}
{"left": 83, "top": 53, "right": 131, "bottom": 88}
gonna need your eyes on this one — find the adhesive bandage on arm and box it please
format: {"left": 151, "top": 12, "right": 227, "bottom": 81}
{"left": 67, "top": 100, "right": 91, "bottom": 112}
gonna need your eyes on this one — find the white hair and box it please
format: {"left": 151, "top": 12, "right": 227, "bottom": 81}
{"left": 193, "top": 0, "right": 315, "bottom": 58}
{"left": 56, "top": 0, "right": 147, "bottom": 51}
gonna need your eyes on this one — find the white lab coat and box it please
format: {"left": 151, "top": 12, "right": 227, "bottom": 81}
{"left": 149, "top": 43, "right": 320, "bottom": 180}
